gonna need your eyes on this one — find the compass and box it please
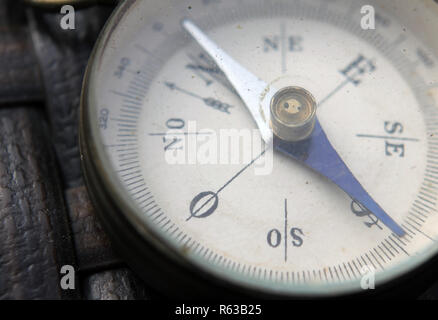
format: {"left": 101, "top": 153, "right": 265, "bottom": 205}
{"left": 80, "top": 0, "right": 438, "bottom": 298}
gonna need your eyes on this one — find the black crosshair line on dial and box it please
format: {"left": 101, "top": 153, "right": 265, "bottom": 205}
{"left": 187, "top": 149, "right": 267, "bottom": 221}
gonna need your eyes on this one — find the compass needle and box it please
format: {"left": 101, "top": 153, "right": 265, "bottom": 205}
{"left": 183, "top": 20, "right": 404, "bottom": 235}
{"left": 274, "top": 119, "right": 406, "bottom": 236}
{"left": 182, "top": 19, "right": 275, "bottom": 144}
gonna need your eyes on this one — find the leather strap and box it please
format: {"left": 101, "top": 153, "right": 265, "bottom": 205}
{"left": 0, "top": 0, "right": 150, "bottom": 300}
{"left": 66, "top": 186, "right": 120, "bottom": 271}
{"left": 0, "top": 1, "right": 43, "bottom": 105}
{"left": 26, "top": 5, "right": 122, "bottom": 272}
{"left": 26, "top": 4, "right": 151, "bottom": 299}
{"left": 83, "top": 268, "right": 152, "bottom": 300}
{"left": 0, "top": 107, "right": 78, "bottom": 299}
{"left": 27, "top": 7, "right": 111, "bottom": 189}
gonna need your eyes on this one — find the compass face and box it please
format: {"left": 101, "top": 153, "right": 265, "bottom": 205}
{"left": 81, "top": 0, "right": 438, "bottom": 296}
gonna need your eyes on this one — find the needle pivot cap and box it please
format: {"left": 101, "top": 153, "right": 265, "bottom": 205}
{"left": 270, "top": 86, "right": 317, "bottom": 142}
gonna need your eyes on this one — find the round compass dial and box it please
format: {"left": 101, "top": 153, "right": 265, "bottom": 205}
{"left": 81, "top": 0, "right": 438, "bottom": 297}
